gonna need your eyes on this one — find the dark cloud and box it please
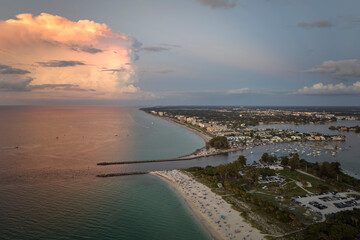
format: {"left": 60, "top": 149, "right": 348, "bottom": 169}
{"left": 31, "top": 84, "right": 96, "bottom": 92}
{"left": 195, "top": 0, "right": 238, "bottom": 9}
{"left": 0, "top": 64, "right": 30, "bottom": 74}
{"left": 160, "top": 43, "right": 182, "bottom": 48}
{"left": 136, "top": 46, "right": 171, "bottom": 52}
{"left": 37, "top": 60, "right": 86, "bottom": 67}
{"left": 131, "top": 38, "right": 143, "bottom": 48}
{"left": 70, "top": 45, "right": 103, "bottom": 54}
{"left": 298, "top": 20, "right": 333, "bottom": 28}
{"left": 0, "top": 78, "right": 33, "bottom": 91}
{"left": 101, "top": 68, "right": 126, "bottom": 72}
{"left": 0, "top": 77, "right": 94, "bottom": 92}
{"left": 154, "top": 70, "right": 173, "bottom": 74}
{"left": 305, "top": 59, "right": 360, "bottom": 77}
{"left": 133, "top": 54, "right": 140, "bottom": 61}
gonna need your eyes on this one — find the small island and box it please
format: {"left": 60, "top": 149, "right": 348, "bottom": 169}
{"left": 329, "top": 125, "right": 360, "bottom": 133}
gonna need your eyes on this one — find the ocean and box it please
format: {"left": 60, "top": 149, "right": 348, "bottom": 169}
{"left": 0, "top": 106, "right": 210, "bottom": 240}
{"left": 1, "top": 106, "right": 359, "bottom": 239}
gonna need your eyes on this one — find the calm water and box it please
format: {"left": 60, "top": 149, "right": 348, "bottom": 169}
{"left": 176, "top": 120, "right": 360, "bottom": 178}
{"left": 173, "top": 120, "right": 360, "bottom": 178}
{"left": 247, "top": 121, "right": 360, "bottom": 177}
{"left": 1, "top": 106, "right": 359, "bottom": 239}
{"left": 0, "top": 106, "right": 210, "bottom": 240}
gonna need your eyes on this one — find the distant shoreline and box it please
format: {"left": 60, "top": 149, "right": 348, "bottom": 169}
{"left": 158, "top": 115, "right": 212, "bottom": 143}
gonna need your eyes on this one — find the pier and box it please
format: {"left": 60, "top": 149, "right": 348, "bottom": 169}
{"left": 97, "top": 156, "right": 201, "bottom": 166}
{"left": 96, "top": 150, "right": 239, "bottom": 166}
{"left": 96, "top": 171, "right": 150, "bottom": 177}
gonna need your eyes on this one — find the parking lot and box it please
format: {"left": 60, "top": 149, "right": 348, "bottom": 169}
{"left": 291, "top": 190, "right": 360, "bottom": 216}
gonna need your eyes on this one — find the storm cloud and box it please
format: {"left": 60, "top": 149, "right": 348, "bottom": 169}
{"left": 0, "top": 64, "right": 30, "bottom": 74}
{"left": 305, "top": 59, "right": 360, "bottom": 77}
{"left": 37, "top": 60, "right": 86, "bottom": 67}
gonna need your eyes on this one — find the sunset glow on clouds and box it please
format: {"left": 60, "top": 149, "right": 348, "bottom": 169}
{"left": 0, "top": 0, "right": 359, "bottom": 106}
{"left": 0, "top": 13, "right": 141, "bottom": 99}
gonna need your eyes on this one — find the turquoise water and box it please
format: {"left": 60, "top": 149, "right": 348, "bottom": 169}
{"left": 0, "top": 106, "right": 210, "bottom": 240}
{"left": 1, "top": 175, "right": 209, "bottom": 240}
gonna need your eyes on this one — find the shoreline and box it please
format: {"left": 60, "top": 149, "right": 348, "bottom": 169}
{"left": 161, "top": 116, "right": 212, "bottom": 143}
{"left": 152, "top": 171, "right": 223, "bottom": 240}
{"left": 142, "top": 110, "right": 211, "bottom": 143}
{"left": 152, "top": 170, "right": 265, "bottom": 240}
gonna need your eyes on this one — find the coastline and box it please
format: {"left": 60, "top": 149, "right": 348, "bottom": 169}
{"left": 152, "top": 171, "right": 223, "bottom": 240}
{"left": 142, "top": 109, "right": 211, "bottom": 143}
{"left": 152, "top": 170, "right": 265, "bottom": 240}
{"left": 161, "top": 116, "right": 212, "bottom": 142}
{"left": 142, "top": 111, "right": 243, "bottom": 159}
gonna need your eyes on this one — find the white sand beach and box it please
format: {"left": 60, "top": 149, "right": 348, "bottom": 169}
{"left": 162, "top": 117, "right": 212, "bottom": 142}
{"left": 152, "top": 170, "right": 265, "bottom": 240}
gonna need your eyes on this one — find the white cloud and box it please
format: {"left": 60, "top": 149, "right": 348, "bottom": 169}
{"left": 297, "top": 81, "right": 360, "bottom": 95}
{"left": 227, "top": 88, "right": 250, "bottom": 94}
{"left": 305, "top": 59, "right": 360, "bottom": 77}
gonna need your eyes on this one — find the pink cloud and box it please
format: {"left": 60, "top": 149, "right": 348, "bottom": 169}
{"left": 0, "top": 13, "right": 142, "bottom": 99}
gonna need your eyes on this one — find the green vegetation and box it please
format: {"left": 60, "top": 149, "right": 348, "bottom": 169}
{"left": 260, "top": 152, "right": 277, "bottom": 164}
{"left": 185, "top": 155, "right": 302, "bottom": 227}
{"left": 237, "top": 155, "right": 247, "bottom": 167}
{"left": 278, "top": 168, "right": 336, "bottom": 195}
{"left": 304, "top": 209, "right": 360, "bottom": 240}
{"left": 279, "top": 153, "right": 360, "bottom": 191}
{"left": 207, "top": 136, "right": 229, "bottom": 149}
{"left": 141, "top": 106, "right": 345, "bottom": 130}
{"left": 329, "top": 126, "right": 337, "bottom": 130}
{"left": 184, "top": 153, "right": 360, "bottom": 238}
{"left": 297, "top": 160, "right": 360, "bottom": 192}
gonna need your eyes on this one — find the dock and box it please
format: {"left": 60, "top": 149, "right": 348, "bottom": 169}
{"left": 96, "top": 151, "right": 234, "bottom": 166}
{"left": 96, "top": 148, "right": 244, "bottom": 166}
{"left": 97, "top": 156, "right": 201, "bottom": 166}
{"left": 96, "top": 171, "right": 150, "bottom": 177}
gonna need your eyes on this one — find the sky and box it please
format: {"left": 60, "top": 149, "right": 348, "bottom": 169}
{"left": 0, "top": 0, "right": 359, "bottom": 106}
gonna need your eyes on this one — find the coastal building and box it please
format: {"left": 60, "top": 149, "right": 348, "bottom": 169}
{"left": 175, "top": 115, "right": 186, "bottom": 122}
{"left": 206, "top": 124, "right": 228, "bottom": 133}
{"left": 268, "top": 165, "right": 284, "bottom": 171}
{"left": 332, "top": 136, "right": 345, "bottom": 141}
